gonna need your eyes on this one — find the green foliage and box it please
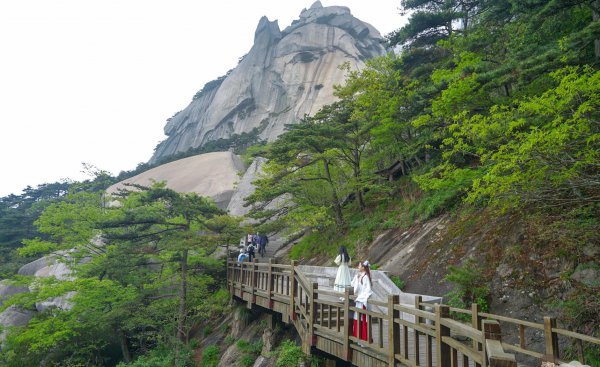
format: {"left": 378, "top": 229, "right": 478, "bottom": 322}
{"left": 235, "top": 339, "right": 262, "bottom": 367}
{"left": 1, "top": 183, "right": 235, "bottom": 366}
{"left": 444, "top": 259, "right": 490, "bottom": 316}
{"left": 224, "top": 335, "right": 235, "bottom": 346}
{"left": 153, "top": 127, "right": 266, "bottom": 168}
{"left": 117, "top": 344, "right": 194, "bottom": 367}
{"left": 390, "top": 275, "right": 406, "bottom": 290}
{"left": 275, "top": 340, "right": 305, "bottom": 367}
{"left": 0, "top": 182, "right": 73, "bottom": 277}
{"left": 201, "top": 345, "right": 220, "bottom": 367}
{"left": 240, "top": 355, "right": 256, "bottom": 367}
{"left": 289, "top": 230, "right": 334, "bottom": 260}
{"left": 236, "top": 339, "right": 263, "bottom": 354}
{"left": 468, "top": 66, "right": 599, "bottom": 210}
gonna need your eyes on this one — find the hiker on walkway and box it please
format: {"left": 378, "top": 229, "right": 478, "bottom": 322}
{"left": 247, "top": 241, "right": 256, "bottom": 262}
{"left": 351, "top": 260, "right": 373, "bottom": 342}
{"left": 257, "top": 232, "right": 269, "bottom": 257}
{"left": 237, "top": 249, "right": 248, "bottom": 263}
{"left": 333, "top": 246, "right": 352, "bottom": 293}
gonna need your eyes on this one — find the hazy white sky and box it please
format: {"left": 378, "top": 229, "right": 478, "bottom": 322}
{"left": 0, "top": 0, "right": 406, "bottom": 197}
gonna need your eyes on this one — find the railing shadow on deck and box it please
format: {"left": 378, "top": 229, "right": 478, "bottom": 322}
{"left": 226, "top": 256, "right": 599, "bottom": 367}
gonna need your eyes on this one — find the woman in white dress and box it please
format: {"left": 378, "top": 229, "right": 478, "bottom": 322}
{"left": 351, "top": 260, "right": 373, "bottom": 342}
{"left": 333, "top": 246, "right": 352, "bottom": 292}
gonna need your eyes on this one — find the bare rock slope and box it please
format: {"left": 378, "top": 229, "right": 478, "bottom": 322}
{"left": 151, "top": 1, "right": 386, "bottom": 163}
{"left": 107, "top": 151, "right": 245, "bottom": 209}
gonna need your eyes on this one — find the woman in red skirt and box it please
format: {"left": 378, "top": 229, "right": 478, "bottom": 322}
{"left": 351, "top": 260, "right": 373, "bottom": 342}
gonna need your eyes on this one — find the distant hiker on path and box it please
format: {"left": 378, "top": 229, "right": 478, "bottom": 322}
{"left": 247, "top": 242, "right": 256, "bottom": 262}
{"left": 257, "top": 232, "right": 269, "bottom": 257}
{"left": 333, "top": 246, "right": 352, "bottom": 293}
{"left": 237, "top": 249, "right": 248, "bottom": 263}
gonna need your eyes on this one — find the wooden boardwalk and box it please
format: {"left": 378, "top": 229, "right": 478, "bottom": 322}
{"left": 227, "top": 258, "right": 599, "bottom": 367}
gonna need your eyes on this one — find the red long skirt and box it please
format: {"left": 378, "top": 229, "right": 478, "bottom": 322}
{"left": 353, "top": 304, "right": 368, "bottom": 341}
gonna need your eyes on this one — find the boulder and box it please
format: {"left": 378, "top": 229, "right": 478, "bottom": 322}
{"left": 0, "top": 306, "right": 33, "bottom": 342}
{"left": 0, "top": 282, "right": 28, "bottom": 307}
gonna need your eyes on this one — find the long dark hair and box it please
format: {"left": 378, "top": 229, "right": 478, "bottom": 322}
{"left": 361, "top": 261, "right": 372, "bottom": 286}
{"left": 339, "top": 246, "right": 350, "bottom": 262}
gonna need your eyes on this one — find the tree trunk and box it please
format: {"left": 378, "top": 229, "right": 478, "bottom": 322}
{"left": 118, "top": 328, "right": 131, "bottom": 363}
{"left": 594, "top": 0, "right": 600, "bottom": 58}
{"left": 175, "top": 248, "right": 189, "bottom": 363}
{"left": 353, "top": 150, "right": 365, "bottom": 210}
{"left": 322, "top": 159, "right": 344, "bottom": 225}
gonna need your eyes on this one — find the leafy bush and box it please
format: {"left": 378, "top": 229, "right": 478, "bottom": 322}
{"left": 444, "top": 259, "right": 490, "bottom": 318}
{"left": 390, "top": 275, "right": 405, "bottom": 290}
{"left": 234, "top": 338, "right": 262, "bottom": 367}
{"left": 240, "top": 355, "right": 256, "bottom": 367}
{"left": 236, "top": 339, "right": 263, "bottom": 354}
{"left": 117, "top": 345, "right": 194, "bottom": 367}
{"left": 276, "top": 340, "right": 305, "bottom": 367}
{"left": 201, "top": 345, "right": 220, "bottom": 367}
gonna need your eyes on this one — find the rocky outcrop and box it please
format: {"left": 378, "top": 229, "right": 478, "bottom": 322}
{"left": 226, "top": 157, "right": 269, "bottom": 217}
{"left": 151, "top": 1, "right": 386, "bottom": 163}
{"left": 107, "top": 151, "right": 246, "bottom": 209}
{"left": 0, "top": 253, "right": 76, "bottom": 343}
{"left": 17, "top": 253, "right": 73, "bottom": 280}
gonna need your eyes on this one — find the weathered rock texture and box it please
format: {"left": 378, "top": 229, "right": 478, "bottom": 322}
{"left": 226, "top": 157, "right": 267, "bottom": 217}
{"left": 151, "top": 1, "right": 386, "bottom": 163}
{"left": 107, "top": 151, "right": 245, "bottom": 209}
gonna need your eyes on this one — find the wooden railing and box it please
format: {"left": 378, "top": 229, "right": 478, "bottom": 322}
{"left": 227, "top": 258, "right": 600, "bottom": 367}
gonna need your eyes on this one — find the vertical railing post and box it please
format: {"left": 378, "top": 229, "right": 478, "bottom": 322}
{"left": 289, "top": 260, "right": 297, "bottom": 322}
{"left": 267, "top": 259, "right": 273, "bottom": 309}
{"left": 436, "top": 304, "right": 451, "bottom": 367}
{"left": 388, "top": 295, "right": 400, "bottom": 367}
{"left": 239, "top": 262, "right": 244, "bottom": 292}
{"left": 414, "top": 296, "right": 422, "bottom": 366}
{"left": 482, "top": 320, "right": 497, "bottom": 367}
{"left": 309, "top": 282, "right": 318, "bottom": 346}
{"left": 544, "top": 317, "right": 559, "bottom": 363}
{"left": 226, "top": 252, "right": 233, "bottom": 300}
{"left": 343, "top": 287, "right": 354, "bottom": 361}
{"left": 472, "top": 303, "right": 482, "bottom": 367}
{"left": 226, "top": 251, "right": 229, "bottom": 283}
{"left": 483, "top": 320, "right": 516, "bottom": 367}
{"left": 248, "top": 259, "right": 257, "bottom": 309}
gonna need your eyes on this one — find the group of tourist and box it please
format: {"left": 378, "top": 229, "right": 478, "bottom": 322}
{"left": 237, "top": 232, "right": 269, "bottom": 263}
{"left": 237, "top": 241, "right": 373, "bottom": 343}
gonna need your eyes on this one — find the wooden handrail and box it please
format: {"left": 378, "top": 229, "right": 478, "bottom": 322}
{"left": 227, "top": 259, "right": 599, "bottom": 367}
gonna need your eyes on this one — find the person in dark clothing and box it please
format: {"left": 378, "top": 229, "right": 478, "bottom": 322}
{"left": 247, "top": 242, "right": 256, "bottom": 262}
{"left": 257, "top": 232, "right": 269, "bottom": 257}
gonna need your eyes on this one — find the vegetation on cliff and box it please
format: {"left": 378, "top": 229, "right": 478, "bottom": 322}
{"left": 244, "top": 0, "right": 599, "bottom": 357}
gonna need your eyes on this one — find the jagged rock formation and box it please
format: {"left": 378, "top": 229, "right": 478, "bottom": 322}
{"left": 151, "top": 1, "right": 386, "bottom": 163}
{"left": 107, "top": 151, "right": 245, "bottom": 209}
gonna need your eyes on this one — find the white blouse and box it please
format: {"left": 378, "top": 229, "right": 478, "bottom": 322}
{"left": 351, "top": 272, "right": 373, "bottom": 304}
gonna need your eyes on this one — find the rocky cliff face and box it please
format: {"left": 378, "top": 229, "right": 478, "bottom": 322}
{"left": 150, "top": 1, "right": 386, "bottom": 163}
